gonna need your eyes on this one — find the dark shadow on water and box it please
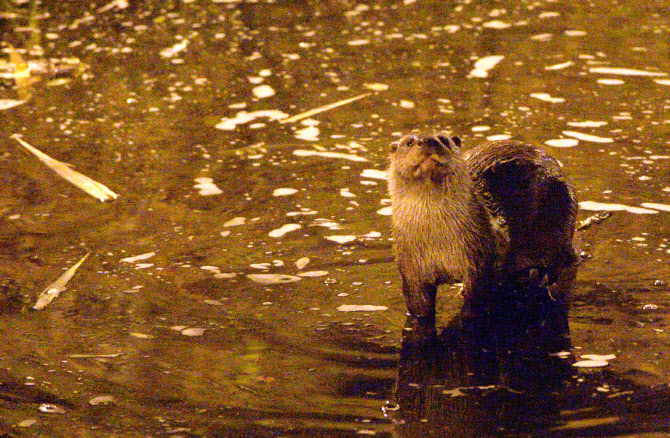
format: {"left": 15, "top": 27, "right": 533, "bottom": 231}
{"left": 389, "top": 284, "right": 670, "bottom": 437}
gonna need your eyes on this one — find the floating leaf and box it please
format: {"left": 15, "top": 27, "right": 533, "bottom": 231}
{"left": 33, "top": 253, "right": 90, "bottom": 310}
{"left": 280, "top": 93, "right": 371, "bottom": 124}
{"left": 12, "top": 135, "right": 119, "bottom": 202}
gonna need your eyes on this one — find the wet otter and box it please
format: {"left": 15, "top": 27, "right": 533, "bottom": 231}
{"left": 387, "top": 135, "right": 578, "bottom": 323}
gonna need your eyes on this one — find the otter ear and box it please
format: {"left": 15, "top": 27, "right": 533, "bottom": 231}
{"left": 435, "top": 134, "right": 461, "bottom": 152}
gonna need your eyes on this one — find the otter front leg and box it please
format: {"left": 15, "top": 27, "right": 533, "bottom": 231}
{"left": 401, "top": 273, "right": 437, "bottom": 325}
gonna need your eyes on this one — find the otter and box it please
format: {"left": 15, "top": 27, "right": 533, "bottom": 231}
{"left": 387, "top": 134, "right": 578, "bottom": 323}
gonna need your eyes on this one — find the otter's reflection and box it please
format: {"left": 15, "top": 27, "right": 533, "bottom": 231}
{"left": 392, "top": 284, "right": 573, "bottom": 437}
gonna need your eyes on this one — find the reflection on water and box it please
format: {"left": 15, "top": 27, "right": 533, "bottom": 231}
{"left": 1, "top": 0, "right": 670, "bottom": 436}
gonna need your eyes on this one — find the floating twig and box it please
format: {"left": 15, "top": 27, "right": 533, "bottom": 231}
{"left": 68, "top": 352, "right": 123, "bottom": 359}
{"left": 279, "top": 93, "right": 371, "bottom": 124}
{"left": 33, "top": 252, "right": 91, "bottom": 310}
{"left": 577, "top": 212, "right": 612, "bottom": 231}
{"left": 12, "top": 135, "right": 119, "bottom": 202}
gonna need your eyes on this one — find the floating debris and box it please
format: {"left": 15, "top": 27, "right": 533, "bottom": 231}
{"left": 360, "top": 169, "right": 388, "bottom": 180}
{"left": 120, "top": 252, "right": 155, "bottom": 263}
{"left": 215, "top": 110, "right": 288, "bottom": 130}
{"left": 325, "top": 235, "right": 357, "bottom": 244}
{"left": 531, "top": 93, "right": 565, "bottom": 103}
{"left": 573, "top": 354, "right": 616, "bottom": 368}
{"left": 280, "top": 93, "right": 371, "bottom": 124}
{"left": 89, "top": 395, "right": 116, "bottom": 406}
{"left": 597, "top": 79, "right": 624, "bottom": 85}
{"left": 12, "top": 135, "right": 119, "bottom": 202}
{"left": 336, "top": 304, "right": 388, "bottom": 312}
{"left": 298, "top": 271, "right": 329, "bottom": 277}
{"left": 252, "top": 85, "right": 275, "bottom": 99}
{"left": 68, "top": 352, "right": 123, "bottom": 359}
{"left": 98, "top": 0, "right": 128, "bottom": 12}
{"left": 562, "top": 131, "right": 613, "bottom": 143}
{"left": 295, "top": 257, "right": 310, "bottom": 269}
{"left": 0, "top": 99, "right": 26, "bottom": 110}
{"left": 589, "top": 67, "right": 667, "bottom": 76}
{"left": 567, "top": 121, "right": 607, "bottom": 128}
{"left": 364, "top": 83, "right": 389, "bottom": 91}
{"left": 223, "top": 217, "right": 246, "bottom": 227}
{"left": 579, "top": 201, "right": 658, "bottom": 214}
{"left": 545, "top": 138, "right": 579, "bottom": 148}
{"left": 273, "top": 188, "right": 298, "bottom": 196}
{"left": 33, "top": 253, "right": 90, "bottom": 310}
{"left": 247, "top": 274, "right": 301, "bottom": 284}
{"left": 159, "top": 39, "right": 188, "bottom": 58}
{"left": 641, "top": 202, "right": 670, "bottom": 212}
{"left": 129, "top": 332, "right": 154, "bottom": 339}
{"left": 487, "top": 134, "right": 512, "bottom": 141}
{"left": 268, "top": 224, "right": 302, "bottom": 238}
{"left": 38, "top": 404, "right": 66, "bottom": 414}
{"left": 295, "top": 125, "right": 320, "bottom": 141}
{"left": 469, "top": 55, "right": 504, "bottom": 78}
{"left": 482, "top": 20, "right": 511, "bottom": 29}
{"left": 293, "top": 149, "right": 368, "bottom": 162}
{"left": 178, "top": 327, "right": 206, "bottom": 337}
{"left": 193, "top": 177, "right": 222, "bottom": 196}
{"left": 545, "top": 61, "right": 574, "bottom": 70}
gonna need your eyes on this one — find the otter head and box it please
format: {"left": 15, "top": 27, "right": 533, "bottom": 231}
{"left": 389, "top": 134, "right": 462, "bottom": 185}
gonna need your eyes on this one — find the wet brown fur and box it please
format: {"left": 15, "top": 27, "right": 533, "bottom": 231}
{"left": 388, "top": 135, "right": 578, "bottom": 320}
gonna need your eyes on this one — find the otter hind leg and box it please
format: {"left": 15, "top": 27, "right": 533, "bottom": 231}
{"left": 401, "top": 274, "right": 438, "bottom": 324}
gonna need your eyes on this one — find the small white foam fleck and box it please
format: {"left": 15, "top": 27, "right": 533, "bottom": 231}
{"left": 531, "top": 93, "right": 565, "bottom": 103}
{"left": 268, "top": 224, "right": 302, "bottom": 238}
{"left": 273, "top": 188, "right": 298, "bottom": 196}
{"left": 565, "top": 30, "right": 586, "bottom": 37}
{"left": 347, "top": 39, "right": 370, "bottom": 46}
{"left": 400, "top": 100, "right": 415, "bottom": 109}
{"left": 654, "top": 79, "right": 670, "bottom": 86}
{"left": 539, "top": 11, "right": 560, "bottom": 19}
{"left": 194, "top": 177, "right": 223, "bottom": 196}
{"left": 325, "top": 235, "right": 357, "bottom": 244}
{"left": 252, "top": 85, "right": 275, "bottom": 99}
{"left": 563, "top": 131, "right": 613, "bottom": 143}
{"left": 471, "top": 125, "right": 491, "bottom": 132}
{"left": 545, "top": 138, "right": 579, "bottom": 148}
{"left": 579, "top": 201, "right": 658, "bottom": 214}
